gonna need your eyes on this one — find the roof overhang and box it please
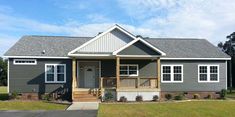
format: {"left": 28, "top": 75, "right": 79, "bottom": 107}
{"left": 160, "top": 57, "right": 231, "bottom": 60}
{"left": 3, "top": 56, "right": 70, "bottom": 59}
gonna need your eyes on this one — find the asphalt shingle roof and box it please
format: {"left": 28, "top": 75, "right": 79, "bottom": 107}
{"left": 4, "top": 36, "right": 92, "bottom": 57}
{"left": 4, "top": 36, "right": 230, "bottom": 58}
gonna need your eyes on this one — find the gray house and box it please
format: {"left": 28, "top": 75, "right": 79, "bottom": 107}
{"left": 4, "top": 25, "right": 230, "bottom": 101}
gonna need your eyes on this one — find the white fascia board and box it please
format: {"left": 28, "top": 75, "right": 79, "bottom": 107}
{"left": 138, "top": 38, "right": 166, "bottom": 56}
{"left": 68, "top": 24, "right": 137, "bottom": 55}
{"left": 68, "top": 53, "right": 113, "bottom": 57}
{"left": 160, "top": 57, "right": 231, "bottom": 60}
{"left": 113, "top": 39, "right": 139, "bottom": 55}
{"left": 113, "top": 37, "right": 166, "bottom": 56}
{"left": 116, "top": 55, "right": 161, "bottom": 58}
{"left": 3, "top": 56, "right": 70, "bottom": 59}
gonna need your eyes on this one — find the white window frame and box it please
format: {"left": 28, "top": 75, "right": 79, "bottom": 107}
{"left": 45, "top": 64, "right": 66, "bottom": 83}
{"left": 13, "top": 59, "right": 37, "bottom": 65}
{"left": 161, "top": 64, "right": 183, "bottom": 83}
{"left": 198, "top": 64, "right": 219, "bottom": 83}
{"left": 120, "top": 64, "right": 139, "bottom": 76}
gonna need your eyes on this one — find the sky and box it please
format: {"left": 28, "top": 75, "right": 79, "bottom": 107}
{"left": 0, "top": 0, "right": 235, "bottom": 56}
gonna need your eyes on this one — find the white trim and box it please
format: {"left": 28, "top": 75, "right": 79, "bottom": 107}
{"left": 116, "top": 55, "right": 161, "bottom": 58}
{"left": 120, "top": 64, "right": 139, "bottom": 76}
{"left": 226, "top": 61, "right": 227, "bottom": 89}
{"left": 45, "top": 64, "right": 66, "bottom": 83}
{"left": 113, "top": 39, "right": 139, "bottom": 55}
{"left": 161, "top": 64, "right": 184, "bottom": 83}
{"left": 4, "top": 56, "right": 70, "bottom": 59}
{"left": 13, "top": 59, "right": 37, "bottom": 65}
{"left": 113, "top": 37, "right": 166, "bottom": 56}
{"left": 160, "top": 58, "right": 231, "bottom": 60}
{"left": 68, "top": 25, "right": 137, "bottom": 55}
{"left": 68, "top": 54, "right": 112, "bottom": 57}
{"left": 7, "top": 59, "right": 9, "bottom": 93}
{"left": 198, "top": 64, "right": 220, "bottom": 83}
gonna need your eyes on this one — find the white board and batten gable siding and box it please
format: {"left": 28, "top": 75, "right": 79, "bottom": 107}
{"left": 78, "top": 29, "right": 133, "bottom": 53}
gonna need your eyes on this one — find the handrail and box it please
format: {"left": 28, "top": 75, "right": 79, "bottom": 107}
{"left": 100, "top": 77, "right": 159, "bottom": 88}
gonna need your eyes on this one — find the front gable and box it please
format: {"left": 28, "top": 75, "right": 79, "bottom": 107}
{"left": 68, "top": 24, "right": 166, "bottom": 57}
{"left": 117, "top": 40, "right": 161, "bottom": 55}
{"left": 77, "top": 28, "right": 133, "bottom": 53}
{"left": 68, "top": 25, "right": 136, "bottom": 56}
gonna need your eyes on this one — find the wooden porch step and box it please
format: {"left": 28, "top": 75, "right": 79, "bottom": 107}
{"left": 73, "top": 98, "right": 99, "bottom": 102}
{"left": 72, "top": 90, "right": 99, "bottom": 102}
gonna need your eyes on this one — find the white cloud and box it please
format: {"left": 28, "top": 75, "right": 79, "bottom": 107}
{"left": 117, "top": 0, "right": 235, "bottom": 44}
{"left": 0, "top": 34, "right": 19, "bottom": 56}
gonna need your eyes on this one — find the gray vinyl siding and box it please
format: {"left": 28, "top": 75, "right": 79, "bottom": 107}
{"left": 160, "top": 60, "right": 227, "bottom": 92}
{"left": 78, "top": 29, "right": 133, "bottom": 53}
{"left": 117, "top": 41, "right": 161, "bottom": 55}
{"left": 101, "top": 59, "right": 157, "bottom": 78}
{"left": 9, "top": 58, "right": 72, "bottom": 96}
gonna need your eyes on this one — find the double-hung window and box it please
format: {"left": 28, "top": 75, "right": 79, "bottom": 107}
{"left": 161, "top": 65, "right": 183, "bottom": 83}
{"left": 198, "top": 65, "right": 219, "bottom": 82}
{"left": 120, "top": 64, "right": 138, "bottom": 76}
{"left": 45, "top": 64, "right": 66, "bottom": 83}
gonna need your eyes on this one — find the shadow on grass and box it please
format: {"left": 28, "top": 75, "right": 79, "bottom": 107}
{"left": 0, "top": 93, "right": 9, "bottom": 101}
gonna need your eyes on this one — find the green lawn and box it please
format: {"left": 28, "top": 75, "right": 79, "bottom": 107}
{"left": 98, "top": 101, "right": 235, "bottom": 117}
{"left": 0, "top": 101, "right": 69, "bottom": 110}
{"left": 0, "top": 86, "right": 7, "bottom": 93}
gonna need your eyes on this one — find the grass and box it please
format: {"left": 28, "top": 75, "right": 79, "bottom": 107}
{"left": 0, "top": 86, "right": 68, "bottom": 110}
{"left": 98, "top": 101, "right": 235, "bottom": 117}
{"left": 0, "top": 86, "right": 8, "bottom": 100}
{"left": 0, "top": 86, "right": 7, "bottom": 93}
{"left": 0, "top": 101, "right": 69, "bottom": 110}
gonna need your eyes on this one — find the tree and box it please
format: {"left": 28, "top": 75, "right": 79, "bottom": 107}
{"left": 218, "top": 32, "right": 235, "bottom": 89}
{"left": 0, "top": 57, "right": 7, "bottom": 86}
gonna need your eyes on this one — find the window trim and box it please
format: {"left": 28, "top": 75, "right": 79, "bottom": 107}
{"left": 161, "top": 64, "right": 184, "bottom": 83}
{"left": 45, "top": 64, "right": 66, "bottom": 83}
{"left": 120, "top": 64, "right": 139, "bottom": 76}
{"left": 198, "top": 64, "right": 219, "bottom": 83}
{"left": 13, "top": 59, "right": 37, "bottom": 65}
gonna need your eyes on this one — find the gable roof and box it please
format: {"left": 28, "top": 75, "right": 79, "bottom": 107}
{"left": 68, "top": 24, "right": 137, "bottom": 56}
{"left": 4, "top": 36, "right": 230, "bottom": 59}
{"left": 68, "top": 25, "right": 166, "bottom": 57}
{"left": 4, "top": 36, "right": 91, "bottom": 58}
{"left": 145, "top": 38, "right": 230, "bottom": 59}
{"left": 113, "top": 37, "right": 166, "bottom": 56}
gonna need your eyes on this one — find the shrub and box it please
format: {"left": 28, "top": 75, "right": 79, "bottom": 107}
{"left": 165, "top": 94, "right": 172, "bottom": 100}
{"left": 119, "top": 96, "right": 127, "bottom": 102}
{"left": 153, "top": 95, "right": 159, "bottom": 101}
{"left": 220, "top": 89, "right": 227, "bottom": 99}
{"left": 104, "top": 91, "right": 114, "bottom": 101}
{"left": 193, "top": 94, "right": 200, "bottom": 99}
{"left": 0, "top": 94, "right": 9, "bottom": 100}
{"left": 10, "top": 91, "right": 18, "bottom": 99}
{"left": 41, "top": 94, "right": 52, "bottom": 101}
{"left": 174, "top": 95, "right": 184, "bottom": 100}
{"left": 136, "top": 95, "right": 143, "bottom": 102}
{"left": 207, "top": 94, "right": 213, "bottom": 99}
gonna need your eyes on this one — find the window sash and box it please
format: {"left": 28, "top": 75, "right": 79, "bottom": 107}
{"left": 13, "top": 59, "right": 37, "bottom": 65}
{"left": 198, "top": 65, "right": 219, "bottom": 82}
{"left": 120, "top": 64, "right": 138, "bottom": 76}
{"left": 45, "top": 64, "right": 66, "bottom": 83}
{"left": 162, "top": 65, "right": 183, "bottom": 83}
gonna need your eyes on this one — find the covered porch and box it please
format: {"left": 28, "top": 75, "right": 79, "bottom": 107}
{"left": 71, "top": 57, "right": 161, "bottom": 101}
